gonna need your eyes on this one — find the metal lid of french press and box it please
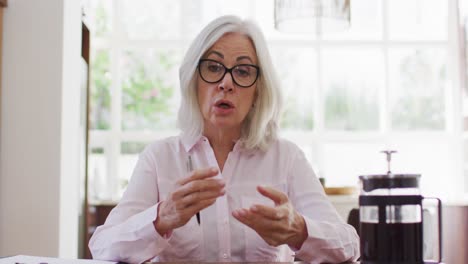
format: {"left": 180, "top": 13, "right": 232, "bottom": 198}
{"left": 359, "top": 150, "right": 421, "bottom": 192}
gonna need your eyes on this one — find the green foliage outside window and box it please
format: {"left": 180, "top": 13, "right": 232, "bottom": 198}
{"left": 392, "top": 50, "right": 446, "bottom": 130}
{"left": 121, "top": 142, "right": 148, "bottom": 154}
{"left": 88, "top": 1, "right": 112, "bottom": 130}
{"left": 392, "top": 96, "right": 444, "bottom": 130}
{"left": 325, "top": 84, "right": 379, "bottom": 131}
{"left": 90, "top": 50, "right": 111, "bottom": 130}
{"left": 93, "top": 2, "right": 110, "bottom": 37}
{"left": 281, "top": 97, "right": 314, "bottom": 130}
{"left": 121, "top": 52, "right": 175, "bottom": 130}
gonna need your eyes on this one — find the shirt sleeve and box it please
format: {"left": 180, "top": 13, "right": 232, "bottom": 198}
{"left": 286, "top": 147, "right": 360, "bottom": 263}
{"left": 88, "top": 147, "right": 171, "bottom": 264}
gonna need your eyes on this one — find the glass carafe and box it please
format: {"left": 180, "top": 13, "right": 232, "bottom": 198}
{"left": 358, "top": 151, "right": 442, "bottom": 264}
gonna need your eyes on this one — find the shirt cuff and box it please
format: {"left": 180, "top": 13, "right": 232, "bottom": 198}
{"left": 291, "top": 216, "right": 339, "bottom": 262}
{"left": 132, "top": 202, "right": 172, "bottom": 262}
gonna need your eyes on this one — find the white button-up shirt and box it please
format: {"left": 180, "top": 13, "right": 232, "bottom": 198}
{"left": 89, "top": 134, "right": 359, "bottom": 263}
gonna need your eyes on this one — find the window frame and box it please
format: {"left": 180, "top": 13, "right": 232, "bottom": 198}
{"left": 87, "top": 0, "right": 467, "bottom": 202}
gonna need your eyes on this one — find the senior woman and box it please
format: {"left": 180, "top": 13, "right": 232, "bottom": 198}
{"left": 89, "top": 15, "right": 359, "bottom": 263}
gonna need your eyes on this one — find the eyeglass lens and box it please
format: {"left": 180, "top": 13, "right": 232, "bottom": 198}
{"left": 198, "top": 60, "right": 259, "bottom": 87}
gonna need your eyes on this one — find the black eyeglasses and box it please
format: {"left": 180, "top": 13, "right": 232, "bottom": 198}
{"left": 198, "top": 59, "right": 260, "bottom": 88}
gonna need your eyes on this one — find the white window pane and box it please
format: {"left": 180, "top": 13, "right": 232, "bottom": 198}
{"left": 179, "top": 1, "right": 205, "bottom": 42}
{"left": 271, "top": 46, "right": 317, "bottom": 130}
{"left": 174, "top": 0, "right": 254, "bottom": 42}
{"left": 118, "top": 0, "right": 182, "bottom": 40}
{"left": 322, "top": 48, "right": 383, "bottom": 131}
{"left": 90, "top": 49, "right": 112, "bottom": 130}
{"left": 118, "top": 142, "right": 148, "bottom": 197}
{"left": 388, "top": 0, "right": 448, "bottom": 41}
{"left": 321, "top": 143, "right": 386, "bottom": 187}
{"left": 460, "top": 0, "right": 468, "bottom": 19}
{"left": 83, "top": 0, "right": 113, "bottom": 38}
{"left": 199, "top": 0, "right": 253, "bottom": 24}
{"left": 88, "top": 147, "right": 110, "bottom": 201}
{"left": 120, "top": 48, "right": 182, "bottom": 131}
{"left": 322, "top": 0, "right": 383, "bottom": 40}
{"left": 385, "top": 139, "right": 458, "bottom": 196}
{"left": 389, "top": 48, "right": 447, "bottom": 130}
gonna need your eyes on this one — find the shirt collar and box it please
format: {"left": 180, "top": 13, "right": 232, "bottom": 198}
{"left": 180, "top": 132, "right": 245, "bottom": 153}
{"left": 180, "top": 132, "right": 204, "bottom": 153}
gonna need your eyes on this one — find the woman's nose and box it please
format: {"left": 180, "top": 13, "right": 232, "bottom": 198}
{"left": 218, "top": 72, "right": 235, "bottom": 92}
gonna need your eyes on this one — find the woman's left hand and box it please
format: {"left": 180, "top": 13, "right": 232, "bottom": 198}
{"left": 232, "top": 185, "right": 308, "bottom": 249}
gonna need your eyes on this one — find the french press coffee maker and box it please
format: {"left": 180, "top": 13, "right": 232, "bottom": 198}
{"left": 359, "top": 151, "right": 442, "bottom": 264}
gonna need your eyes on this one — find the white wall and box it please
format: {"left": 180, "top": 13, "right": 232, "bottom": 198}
{"left": 0, "top": 0, "right": 82, "bottom": 258}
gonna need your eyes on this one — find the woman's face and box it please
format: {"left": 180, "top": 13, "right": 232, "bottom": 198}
{"left": 197, "top": 32, "right": 258, "bottom": 133}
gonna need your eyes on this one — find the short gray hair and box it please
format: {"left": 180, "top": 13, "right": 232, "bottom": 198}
{"left": 177, "top": 15, "right": 282, "bottom": 151}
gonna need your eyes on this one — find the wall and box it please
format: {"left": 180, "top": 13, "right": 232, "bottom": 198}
{"left": 0, "top": 0, "right": 81, "bottom": 258}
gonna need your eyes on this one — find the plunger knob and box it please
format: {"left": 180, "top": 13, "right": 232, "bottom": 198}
{"left": 381, "top": 150, "right": 397, "bottom": 174}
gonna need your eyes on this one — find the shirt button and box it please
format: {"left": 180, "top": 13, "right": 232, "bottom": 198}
{"left": 222, "top": 253, "right": 228, "bottom": 259}
{"left": 224, "top": 218, "right": 228, "bottom": 224}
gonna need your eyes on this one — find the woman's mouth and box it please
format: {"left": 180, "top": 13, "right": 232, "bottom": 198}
{"left": 214, "top": 100, "right": 235, "bottom": 109}
{"left": 214, "top": 99, "right": 235, "bottom": 114}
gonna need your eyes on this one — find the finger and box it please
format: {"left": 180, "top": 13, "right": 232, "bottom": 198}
{"left": 184, "top": 197, "right": 217, "bottom": 218}
{"left": 233, "top": 209, "right": 281, "bottom": 232}
{"left": 232, "top": 208, "right": 265, "bottom": 227}
{"left": 250, "top": 204, "right": 284, "bottom": 220}
{"left": 186, "top": 178, "right": 225, "bottom": 193}
{"left": 257, "top": 185, "right": 288, "bottom": 205}
{"left": 177, "top": 167, "right": 219, "bottom": 186}
{"left": 180, "top": 187, "right": 225, "bottom": 206}
{"left": 174, "top": 178, "right": 225, "bottom": 199}
{"left": 232, "top": 209, "right": 255, "bottom": 226}
{"left": 232, "top": 215, "right": 279, "bottom": 247}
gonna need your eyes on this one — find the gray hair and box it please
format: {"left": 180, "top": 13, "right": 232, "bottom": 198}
{"left": 177, "top": 15, "right": 283, "bottom": 151}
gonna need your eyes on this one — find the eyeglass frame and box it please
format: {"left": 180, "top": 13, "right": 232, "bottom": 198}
{"left": 197, "top": 59, "right": 260, "bottom": 88}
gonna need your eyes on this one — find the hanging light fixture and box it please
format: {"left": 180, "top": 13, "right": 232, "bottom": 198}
{"left": 274, "top": 0, "right": 351, "bottom": 35}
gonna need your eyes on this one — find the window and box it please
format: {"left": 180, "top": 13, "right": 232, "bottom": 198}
{"left": 83, "top": 0, "right": 466, "bottom": 202}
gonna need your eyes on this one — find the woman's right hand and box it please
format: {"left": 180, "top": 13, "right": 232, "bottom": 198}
{"left": 154, "top": 167, "right": 225, "bottom": 235}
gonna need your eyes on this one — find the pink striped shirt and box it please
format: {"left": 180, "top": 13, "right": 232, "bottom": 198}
{"left": 89, "top": 133, "right": 359, "bottom": 263}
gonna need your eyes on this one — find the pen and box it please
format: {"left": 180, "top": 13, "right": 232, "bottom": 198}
{"left": 188, "top": 155, "right": 201, "bottom": 225}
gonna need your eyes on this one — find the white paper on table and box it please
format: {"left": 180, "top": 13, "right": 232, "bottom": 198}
{"left": 0, "top": 255, "right": 117, "bottom": 264}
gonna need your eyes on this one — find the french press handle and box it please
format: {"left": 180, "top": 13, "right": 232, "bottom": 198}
{"left": 423, "top": 197, "right": 442, "bottom": 263}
